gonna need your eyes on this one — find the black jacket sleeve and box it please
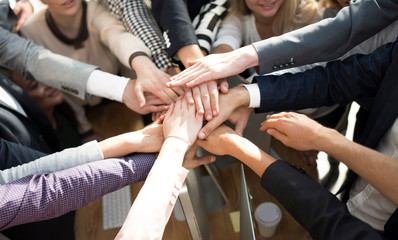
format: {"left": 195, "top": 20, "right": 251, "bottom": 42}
{"left": 260, "top": 160, "right": 390, "bottom": 240}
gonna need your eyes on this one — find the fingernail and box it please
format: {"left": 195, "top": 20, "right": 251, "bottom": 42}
{"left": 213, "top": 110, "right": 217, "bottom": 116}
{"left": 198, "top": 132, "right": 205, "bottom": 139}
{"left": 206, "top": 114, "right": 212, "bottom": 120}
{"left": 211, "top": 156, "right": 216, "bottom": 162}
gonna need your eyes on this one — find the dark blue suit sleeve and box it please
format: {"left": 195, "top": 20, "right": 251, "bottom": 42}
{"left": 254, "top": 40, "right": 397, "bottom": 113}
{"left": 151, "top": 0, "right": 199, "bottom": 58}
{"left": 0, "top": 138, "right": 47, "bottom": 170}
{"left": 261, "top": 160, "right": 389, "bottom": 240}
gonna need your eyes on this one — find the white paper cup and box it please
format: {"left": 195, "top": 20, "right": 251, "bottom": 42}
{"left": 254, "top": 202, "right": 282, "bottom": 238}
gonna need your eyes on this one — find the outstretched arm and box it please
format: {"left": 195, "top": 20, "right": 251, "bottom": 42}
{"left": 0, "top": 153, "right": 156, "bottom": 231}
{"left": 198, "top": 125, "right": 386, "bottom": 240}
{"left": 260, "top": 112, "right": 398, "bottom": 205}
{"left": 116, "top": 96, "right": 205, "bottom": 240}
{"left": 168, "top": 0, "right": 398, "bottom": 87}
{"left": 0, "top": 122, "right": 163, "bottom": 185}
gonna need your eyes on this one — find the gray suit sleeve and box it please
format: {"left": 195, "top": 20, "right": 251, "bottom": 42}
{"left": 253, "top": 0, "right": 398, "bottom": 74}
{"left": 0, "top": 141, "right": 103, "bottom": 185}
{"left": 0, "top": 0, "right": 97, "bottom": 99}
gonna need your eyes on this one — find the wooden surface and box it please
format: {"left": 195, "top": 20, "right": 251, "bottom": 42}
{"left": 74, "top": 103, "right": 317, "bottom": 239}
{"left": 75, "top": 102, "right": 145, "bottom": 240}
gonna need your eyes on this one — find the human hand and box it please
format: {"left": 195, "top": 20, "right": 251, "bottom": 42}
{"left": 134, "top": 119, "right": 165, "bottom": 153}
{"left": 197, "top": 124, "right": 239, "bottom": 156}
{"left": 197, "top": 86, "right": 250, "bottom": 139}
{"left": 228, "top": 107, "right": 252, "bottom": 136}
{"left": 260, "top": 112, "right": 326, "bottom": 151}
{"left": 167, "top": 45, "right": 259, "bottom": 88}
{"left": 12, "top": 0, "right": 33, "bottom": 32}
{"left": 133, "top": 56, "right": 183, "bottom": 107}
{"left": 182, "top": 143, "right": 216, "bottom": 169}
{"left": 163, "top": 95, "right": 203, "bottom": 147}
{"left": 122, "top": 80, "right": 169, "bottom": 115}
{"left": 297, "top": 150, "right": 319, "bottom": 167}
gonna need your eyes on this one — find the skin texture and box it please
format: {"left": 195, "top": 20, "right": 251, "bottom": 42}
{"left": 12, "top": 0, "right": 33, "bottom": 32}
{"left": 260, "top": 112, "right": 398, "bottom": 205}
{"left": 167, "top": 45, "right": 259, "bottom": 88}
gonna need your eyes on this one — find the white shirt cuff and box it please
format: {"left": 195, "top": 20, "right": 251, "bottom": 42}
{"left": 86, "top": 70, "right": 129, "bottom": 102}
{"left": 243, "top": 83, "right": 260, "bottom": 108}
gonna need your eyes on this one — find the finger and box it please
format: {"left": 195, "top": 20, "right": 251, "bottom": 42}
{"left": 259, "top": 118, "right": 280, "bottom": 132}
{"left": 145, "top": 104, "right": 169, "bottom": 113}
{"left": 172, "top": 86, "right": 185, "bottom": 96}
{"left": 184, "top": 155, "right": 216, "bottom": 169}
{"left": 192, "top": 86, "right": 204, "bottom": 115}
{"left": 135, "top": 84, "right": 146, "bottom": 107}
{"left": 164, "top": 87, "right": 179, "bottom": 103}
{"left": 184, "top": 87, "right": 195, "bottom": 105}
{"left": 266, "top": 128, "right": 287, "bottom": 144}
{"left": 198, "top": 116, "right": 224, "bottom": 139}
{"left": 165, "top": 103, "right": 175, "bottom": 120}
{"left": 219, "top": 78, "right": 229, "bottom": 94}
{"left": 199, "top": 84, "right": 212, "bottom": 121}
{"left": 235, "top": 117, "right": 249, "bottom": 137}
{"left": 208, "top": 81, "right": 219, "bottom": 117}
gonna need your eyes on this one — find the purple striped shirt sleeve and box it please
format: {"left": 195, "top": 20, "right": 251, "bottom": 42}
{"left": 0, "top": 153, "right": 156, "bottom": 230}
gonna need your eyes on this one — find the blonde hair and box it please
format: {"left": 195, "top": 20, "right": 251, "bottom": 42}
{"left": 230, "top": 0, "right": 322, "bottom": 36}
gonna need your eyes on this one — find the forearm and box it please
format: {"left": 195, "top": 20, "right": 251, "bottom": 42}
{"left": 261, "top": 160, "right": 385, "bottom": 240}
{"left": 253, "top": 0, "right": 398, "bottom": 74}
{"left": 152, "top": 0, "right": 198, "bottom": 58}
{"left": 101, "top": 0, "right": 172, "bottom": 69}
{"left": 0, "top": 154, "right": 156, "bottom": 231}
{"left": 0, "top": 141, "right": 103, "bottom": 185}
{"left": 99, "top": 131, "right": 146, "bottom": 159}
{"left": 177, "top": 44, "right": 204, "bottom": 68}
{"left": 193, "top": 0, "right": 229, "bottom": 53}
{"left": 116, "top": 138, "right": 189, "bottom": 239}
{"left": 226, "top": 134, "right": 275, "bottom": 177}
{"left": 255, "top": 41, "right": 395, "bottom": 113}
{"left": 212, "top": 44, "right": 233, "bottom": 54}
{"left": 317, "top": 128, "right": 398, "bottom": 205}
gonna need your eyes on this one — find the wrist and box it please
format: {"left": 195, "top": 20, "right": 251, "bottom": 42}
{"left": 157, "top": 137, "right": 190, "bottom": 162}
{"left": 130, "top": 54, "right": 152, "bottom": 70}
{"left": 240, "top": 45, "right": 259, "bottom": 69}
{"left": 230, "top": 86, "right": 251, "bottom": 108}
{"left": 315, "top": 127, "right": 339, "bottom": 152}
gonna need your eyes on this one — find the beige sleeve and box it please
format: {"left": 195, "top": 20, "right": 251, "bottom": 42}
{"left": 91, "top": 2, "right": 152, "bottom": 69}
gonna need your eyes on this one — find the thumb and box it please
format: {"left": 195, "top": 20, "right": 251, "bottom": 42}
{"left": 135, "top": 84, "right": 146, "bottom": 107}
{"left": 235, "top": 118, "right": 248, "bottom": 137}
{"left": 183, "top": 155, "right": 216, "bottom": 169}
{"left": 267, "top": 128, "right": 287, "bottom": 144}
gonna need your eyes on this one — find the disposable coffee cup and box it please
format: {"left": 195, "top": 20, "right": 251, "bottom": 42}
{"left": 254, "top": 202, "right": 282, "bottom": 238}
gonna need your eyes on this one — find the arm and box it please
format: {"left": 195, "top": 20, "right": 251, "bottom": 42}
{"left": 254, "top": 40, "right": 396, "bottom": 113}
{"left": 12, "top": 0, "right": 33, "bottom": 32}
{"left": 93, "top": 2, "right": 152, "bottom": 70}
{"left": 116, "top": 96, "right": 203, "bottom": 240}
{"left": 260, "top": 112, "right": 398, "bottom": 205}
{"left": 198, "top": 125, "right": 387, "bottom": 240}
{"left": 0, "top": 122, "right": 163, "bottom": 185}
{"left": 211, "top": 13, "right": 243, "bottom": 53}
{"left": 193, "top": 0, "right": 230, "bottom": 54}
{"left": 100, "top": 0, "right": 172, "bottom": 70}
{"left": 0, "top": 2, "right": 96, "bottom": 100}
{"left": 0, "top": 153, "right": 156, "bottom": 231}
{"left": 254, "top": 0, "right": 398, "bottom": 74}
{"left": 151, "top": 0, "right": 198, "bottom": 59}
{"left": 168, "top": 0, "right": 398, "bottom": 87}
{"left": 94, "top": 1, "right": 181, "bottom": 108}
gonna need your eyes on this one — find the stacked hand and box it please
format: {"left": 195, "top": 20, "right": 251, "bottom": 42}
{"left": 260, "top": 112, "right": 326, "bottom": 152}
